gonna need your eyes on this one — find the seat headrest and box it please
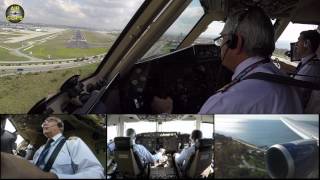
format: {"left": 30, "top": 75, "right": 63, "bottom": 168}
{"left": 1, "top": 130, "right": 17, "bottom": 153}
{"left": 114, "top": 137, "right": 131, "bottom": 150}
{"left": 195, "top": 138, "right": 213, "bottom": 150}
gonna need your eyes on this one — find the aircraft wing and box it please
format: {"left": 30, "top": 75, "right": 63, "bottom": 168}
{"left": 280, "top": 117, "right": 319, "bottom": 141}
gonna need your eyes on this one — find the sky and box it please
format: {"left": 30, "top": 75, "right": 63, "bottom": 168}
{"left": 215, "top": 114, "right": 319, "bottom": 122}
{"left": 0, "top": 0, "right": 144, "bottom": 30}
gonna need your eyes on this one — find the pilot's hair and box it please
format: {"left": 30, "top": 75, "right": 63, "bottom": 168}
{"left": 300, "top": 30, "right": 320, "bottom": 52}
{"left": 191, "top": 129, "right": 202, "bottom": 141}
{"left": 126, "top": 128, "right": 136, "bottom": 140}
{"left": 222, "top": 7, "right": 275, "bottom": 57}
{"left": 45, "top": 116, "right": 64, "bottom": 132}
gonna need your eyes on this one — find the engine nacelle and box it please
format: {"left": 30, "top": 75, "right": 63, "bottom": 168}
{"left": 266, "top": 139, "right": 319, "bottom": 178}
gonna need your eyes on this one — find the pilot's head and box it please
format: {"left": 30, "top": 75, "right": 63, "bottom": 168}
{"left": 190, "top": 129, "right": 202, "bottom": 143}
{"left": 219, "top": 7, "right": 274, "bottom": 71}
{"left": 295, "top": 30, "right": 320, "bottom": 59}
{"left": 126, "top": 128, "right": 136, "bottom": 144}
{"left": 42, "top": 116, "right": 64, "bottom": 138}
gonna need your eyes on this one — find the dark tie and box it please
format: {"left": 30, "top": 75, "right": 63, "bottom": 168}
{"left": 36, "top": 139, "right": 54, "bottom": 167}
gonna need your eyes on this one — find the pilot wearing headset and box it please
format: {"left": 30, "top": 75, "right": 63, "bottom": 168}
{"left": 174, "top": 130, "right": 202, "bottom": 172}
{"left": 32, "top": 116, "right": 105, "bottom": 179}
{"left": 126, "top": 128, "right": 166, "bottom": 166}
{"left": 292, "top": 30, "right": 320, "bottom": 107}
{"left": 152, "top": 7, "right": 303, "bottom": 113}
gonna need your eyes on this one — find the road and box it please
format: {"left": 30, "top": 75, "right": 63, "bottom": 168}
{"left": 0, "top": 57, "right": 102, "bottom": 77}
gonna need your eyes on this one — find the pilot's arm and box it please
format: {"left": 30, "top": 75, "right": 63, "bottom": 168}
{"left": 51, "top": 137, "right": 105, "bottom": 179}
{"left": 175, "top": 145, "right": 195, "bottom": 169}
{"left": 107, "top": 142, "right": 115, "bottom": 154}
{"left": 134, "top": 144, "right": 162, "bottom": 164}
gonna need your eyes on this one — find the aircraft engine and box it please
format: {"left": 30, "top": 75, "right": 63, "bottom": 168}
{"left": 266, "top": 139, "right": 319, "bottom": 178}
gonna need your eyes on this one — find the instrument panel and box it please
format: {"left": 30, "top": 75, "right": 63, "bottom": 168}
{"left": 118, "top": 44, "right": 233, "bottom": 114}
{"left": 135, "top": 132, "right": 190, "bottom": 153}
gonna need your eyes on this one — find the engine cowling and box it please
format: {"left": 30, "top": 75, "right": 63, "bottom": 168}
{"left": 266, "top": 139, "right": 319, "bottom": 178}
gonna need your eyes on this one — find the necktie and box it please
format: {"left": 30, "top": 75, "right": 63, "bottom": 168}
{"left": 36, "top": 139, "right": 54, "bottom": 167}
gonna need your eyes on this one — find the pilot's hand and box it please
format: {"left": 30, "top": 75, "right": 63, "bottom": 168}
{"left": 151, "top": 96, "right": 173, "bottom": 114}
{"left": 161, "top": 155, "right": 168, "bottom": 163}
{"left": 159, "top": 148, "right": 165, "bottom": 154}
{"left": 156, "top": 148, "right": 165, "bottom": 155}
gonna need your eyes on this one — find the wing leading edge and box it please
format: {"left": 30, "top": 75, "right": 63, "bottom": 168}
{"left": 280, "top": 117, "right": 319, "bottom": 141}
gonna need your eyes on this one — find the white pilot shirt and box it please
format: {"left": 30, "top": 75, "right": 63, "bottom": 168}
{"left": 175, "top": 144, "right": 195, "bottom": 171}
{"left": 199, "top": 56, "right": 303, "bottom": 113}
{"left": 293, "top": 54, "right": 320, "bottom": 107}
{"left": 294, "top": 54, "right": 320, "bottom": 83}
{"left": 107, "top": 142, "right": 115, "bottom": 153}
{"left": 32, "top": 133, "right": 105, "bottom": 179}
{"left": 132, "top": 143, "right": 162, "bottom": 166}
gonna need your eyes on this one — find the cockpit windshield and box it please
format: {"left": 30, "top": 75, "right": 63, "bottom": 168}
{"left": 141, "top": 0, "right": 204, "bottom": 60}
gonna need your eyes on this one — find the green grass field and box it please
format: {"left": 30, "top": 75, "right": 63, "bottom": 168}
{"left": 0, "top": 63, "right": 99, "bottom": 113}
{"left": 25, "top": 30, "right": 116, "bottom": 59}
{"left": 0, "top": 34, "right": 54, "bottom": 49}
{"left": 0, "top": 47, "right": 29, "bottom": 61}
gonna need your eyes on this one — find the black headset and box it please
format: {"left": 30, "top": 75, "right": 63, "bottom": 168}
{"left": 57, "top": 122, "right": 63, "bottom": 128}
{"left": 227, "top": 8, "right": 250, "bottom": 49}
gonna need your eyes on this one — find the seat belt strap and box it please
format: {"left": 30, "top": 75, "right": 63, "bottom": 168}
{"left": 243, "top": 72, "right": 320, "bottom": 90}
{"left": 43, "top": 137, "right": 67, "bottom": 172}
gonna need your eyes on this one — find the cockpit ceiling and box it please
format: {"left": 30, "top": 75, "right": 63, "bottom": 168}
{"left": 206, "top": 0, "right": 320, "bottom": 24}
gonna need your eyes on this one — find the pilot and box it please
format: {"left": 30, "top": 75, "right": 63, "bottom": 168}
{"left": 292, "top": 30, "right": 320, "bottom": 107}
{"left": 304, "top": 40, "right": 320, "bottom": 113}
{"left": 126, "top": 128, "right": 166, "bottom": 166}
{"left": 174, "top": 130, "right": 202, "bottom": 171}
{"left": 107, "top": 140, "right": 115, "bottom": 155}
{"left": 293, "top": 30, "right": 320, "bottom": 81}
{"left": 152, "top": 7, "right": 303, "bottom": 113}
{"left": 31, "top": 116, "right": 105, "bottom": 179}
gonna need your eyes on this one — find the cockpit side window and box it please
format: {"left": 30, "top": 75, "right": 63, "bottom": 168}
{"left": 107, "top": 125, "right": 117, "bottom": 142}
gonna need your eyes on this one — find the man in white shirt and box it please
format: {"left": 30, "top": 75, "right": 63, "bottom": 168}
{"left": 32, "top": 116, "right": 105, "bottom": 179}
{"left": 174, "top": 130, "right": 202, "bottom": 172}
{"left": 126, "top": 128, "right": 165, "bottom": 166}
{"left": 292, "top": 30, "right": 320, "bottom": 107}
{"left": 152, "top": 7, "right": 302, "bottom": 114}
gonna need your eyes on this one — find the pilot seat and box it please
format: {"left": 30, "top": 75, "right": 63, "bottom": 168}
{"left": 175, "top": 138, "right": 213, "bottom": 178}
{"left": 1, "top": 128, "right": 17, "bottom": 154}
{"left": 114, "top": 137, "right": 150, "bottom": 178}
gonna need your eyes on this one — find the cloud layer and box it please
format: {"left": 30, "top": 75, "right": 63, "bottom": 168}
{"left": 0, "top": 0, "right": 144, "bottom": 30}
